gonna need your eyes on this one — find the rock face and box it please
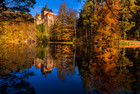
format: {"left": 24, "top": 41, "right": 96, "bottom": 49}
{"left": 34, "top": 4, "right": 57, "bottom": 37}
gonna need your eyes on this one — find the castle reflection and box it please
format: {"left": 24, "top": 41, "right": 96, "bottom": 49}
{"left": 34, "top": 44, "right": 76, "bottom": 80}
{"left": 34, "top": 46, "right": 56, "bottom": 77}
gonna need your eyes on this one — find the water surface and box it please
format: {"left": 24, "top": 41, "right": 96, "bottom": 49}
{"left": 0, "top": 43, "right": 140, "bottom": 94}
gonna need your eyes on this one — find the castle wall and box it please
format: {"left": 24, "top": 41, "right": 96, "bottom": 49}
{"left": 34, "top": 15, "right": 43, "bottom": 24}
{"left": 44, "top": 15, "right": 56, "bottom": 37}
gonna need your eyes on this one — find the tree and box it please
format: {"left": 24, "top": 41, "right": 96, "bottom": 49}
{"left": 35, "top": 24, "right": 47, "bottom": 42}
{"left": 0, "top": 0, "right": 36, "bottom": 12}
{"left": 131, "top": 0, "right": 140, "bottom": 40}
{"left": 87, "top": 0, "right": 120, "bottom": 42}
{"left": 77, "top": 0, "right": 140, "bottom": 42}
{"left": 119, "top": 0, "right": 136, "bottom": 40}
{"left": 0, "top": 21, "right": 36, "bottom": 42}
{"left": 99, "top": 0, "right": 120, "bottom": 42}
{"left": 0, "top": 0, "right": 36, "bottom": 22}
{"left": 50, "top": 1, "right": 77, "bottom": 42}
{"left": 90, "top": 3, "right": 102, "bottom": 42}
{"left": 0, "top": 71, "right": 35, "bottom": 94}
{"left": 81, "top": 0, "right": 94, "bottom": 41}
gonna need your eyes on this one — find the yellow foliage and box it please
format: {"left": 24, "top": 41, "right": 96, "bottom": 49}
{"left": 0, "top": 21, "right": 36, "bottom": 43}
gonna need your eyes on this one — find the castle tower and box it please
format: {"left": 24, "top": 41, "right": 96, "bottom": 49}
{"left": 45, "top": 4, "right": 48, "bottom": 9}
{"left": 41, "top": 4, "right": 53, "bottom": 19}
{"left": 34, "top": 4, "right": 57, "bottom": 37}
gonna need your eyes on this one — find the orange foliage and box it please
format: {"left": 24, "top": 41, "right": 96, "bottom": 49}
{"left": 95, "top": 0, "right": 120, "bottom": 42}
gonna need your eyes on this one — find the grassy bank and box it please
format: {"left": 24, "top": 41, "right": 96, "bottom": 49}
{"left": 48, "top": 41, "right": 73, "bottom": 44}
{"left": 119, "top": 40, "right": 140, "bottom": 48}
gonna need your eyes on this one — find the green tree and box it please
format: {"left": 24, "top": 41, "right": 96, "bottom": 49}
{"left": 119, "top": 0, "right": 136, "bottom": 40}
{"left": 132, "top": 0, "right": 140, "bottom": 40}
{"left": 81, "top": 0, "right": 94, "bottom": 41}
{"left": 36, "top": 24, "right": 47, "bottom": 42}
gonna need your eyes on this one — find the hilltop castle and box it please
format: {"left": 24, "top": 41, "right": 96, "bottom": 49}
{"left": 34, "top": 4, "right": 57, "bottom": 36}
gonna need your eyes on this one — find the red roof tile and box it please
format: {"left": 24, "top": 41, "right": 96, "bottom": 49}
{"left": 36, "top": 14, "right": 41, "bottom": 17}
{"left": 45, "top": 13, "right": 57, "bottom": 17}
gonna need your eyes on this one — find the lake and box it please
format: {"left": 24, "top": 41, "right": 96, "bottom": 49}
{"left": 0, "top": 43, "right": 140, "bottom": 94}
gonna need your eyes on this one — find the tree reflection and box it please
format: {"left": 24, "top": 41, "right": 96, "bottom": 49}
{"left": 0, "top": 43, "right": 35, "bottom": 76}
{"left": 76, "top": 45, "right": 139, "bottom": 94}
{"left": 124, "top": 48, "right": 140, "bottom": 94}
{"left": 115, "top": 48, "right": 135, "bottom": 93}
{"left": 0, "top": 70, "right": 35, "bottom": 94}
{"left": 34, "top": 44, "right": 76, "bottom": 80}
{"left": 0, "top": 43, "right": 139, "bottom": 94}
{"left": 49, "top": 44, "right": 76, "bottom": 81}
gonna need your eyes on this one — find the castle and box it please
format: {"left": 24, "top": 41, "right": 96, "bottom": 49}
{"left": 34, "top": 4, "right": 57, "bottom": 36}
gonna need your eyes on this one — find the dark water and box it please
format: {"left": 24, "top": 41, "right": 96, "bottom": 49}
{"left": 0, "top": 43, "right": 140, "bottom": 94}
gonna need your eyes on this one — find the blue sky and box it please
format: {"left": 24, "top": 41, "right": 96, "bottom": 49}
{"left": 30, "top": 0, "right": 84, "bottom": 17}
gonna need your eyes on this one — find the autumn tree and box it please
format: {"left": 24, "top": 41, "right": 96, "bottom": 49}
{"left": 96, "top": 0, "right": 120, "bottom": 42}
{"left": 77, "top": 0, "right": 140, "bottom": 42}
{"left": 90, "top": 3, "right": 102, "bottom": 42}
{"left": 50, "top": 2, "right": 77, "bottom": 42}
{"left": 0, "top": 21, "right": 36, "bottom": 43}
{"left": 0, "top": 0, "right": 36, "bottom": 43}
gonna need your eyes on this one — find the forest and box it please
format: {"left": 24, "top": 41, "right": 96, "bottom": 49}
{"left": 0, "top": 0, "right": 36, "bottom": 43}
{"left": 50, "top": 0, "right": 140, "bottom": 44}
{"left": 76, "top": 0, "right": 140, "bottom": 44}
{"left": 0, "top": 0, "right": 140, "bottom": 44}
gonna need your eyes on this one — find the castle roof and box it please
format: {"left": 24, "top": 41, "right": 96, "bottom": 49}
{"left": 45, "top": 66, "right": 55, "bottom": 71}
{"left": 45, "top": 13, "right": 57, "bottom": 17}
{"left": 36, "top": 14, "right": 41, "bottom": 17}
{"left": 35, "top": 65, "right": 41, "bottom": 69}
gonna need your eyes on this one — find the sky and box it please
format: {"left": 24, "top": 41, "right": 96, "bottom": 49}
{"left": 30, "top": 0, "right": 84, "bottom": 17}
